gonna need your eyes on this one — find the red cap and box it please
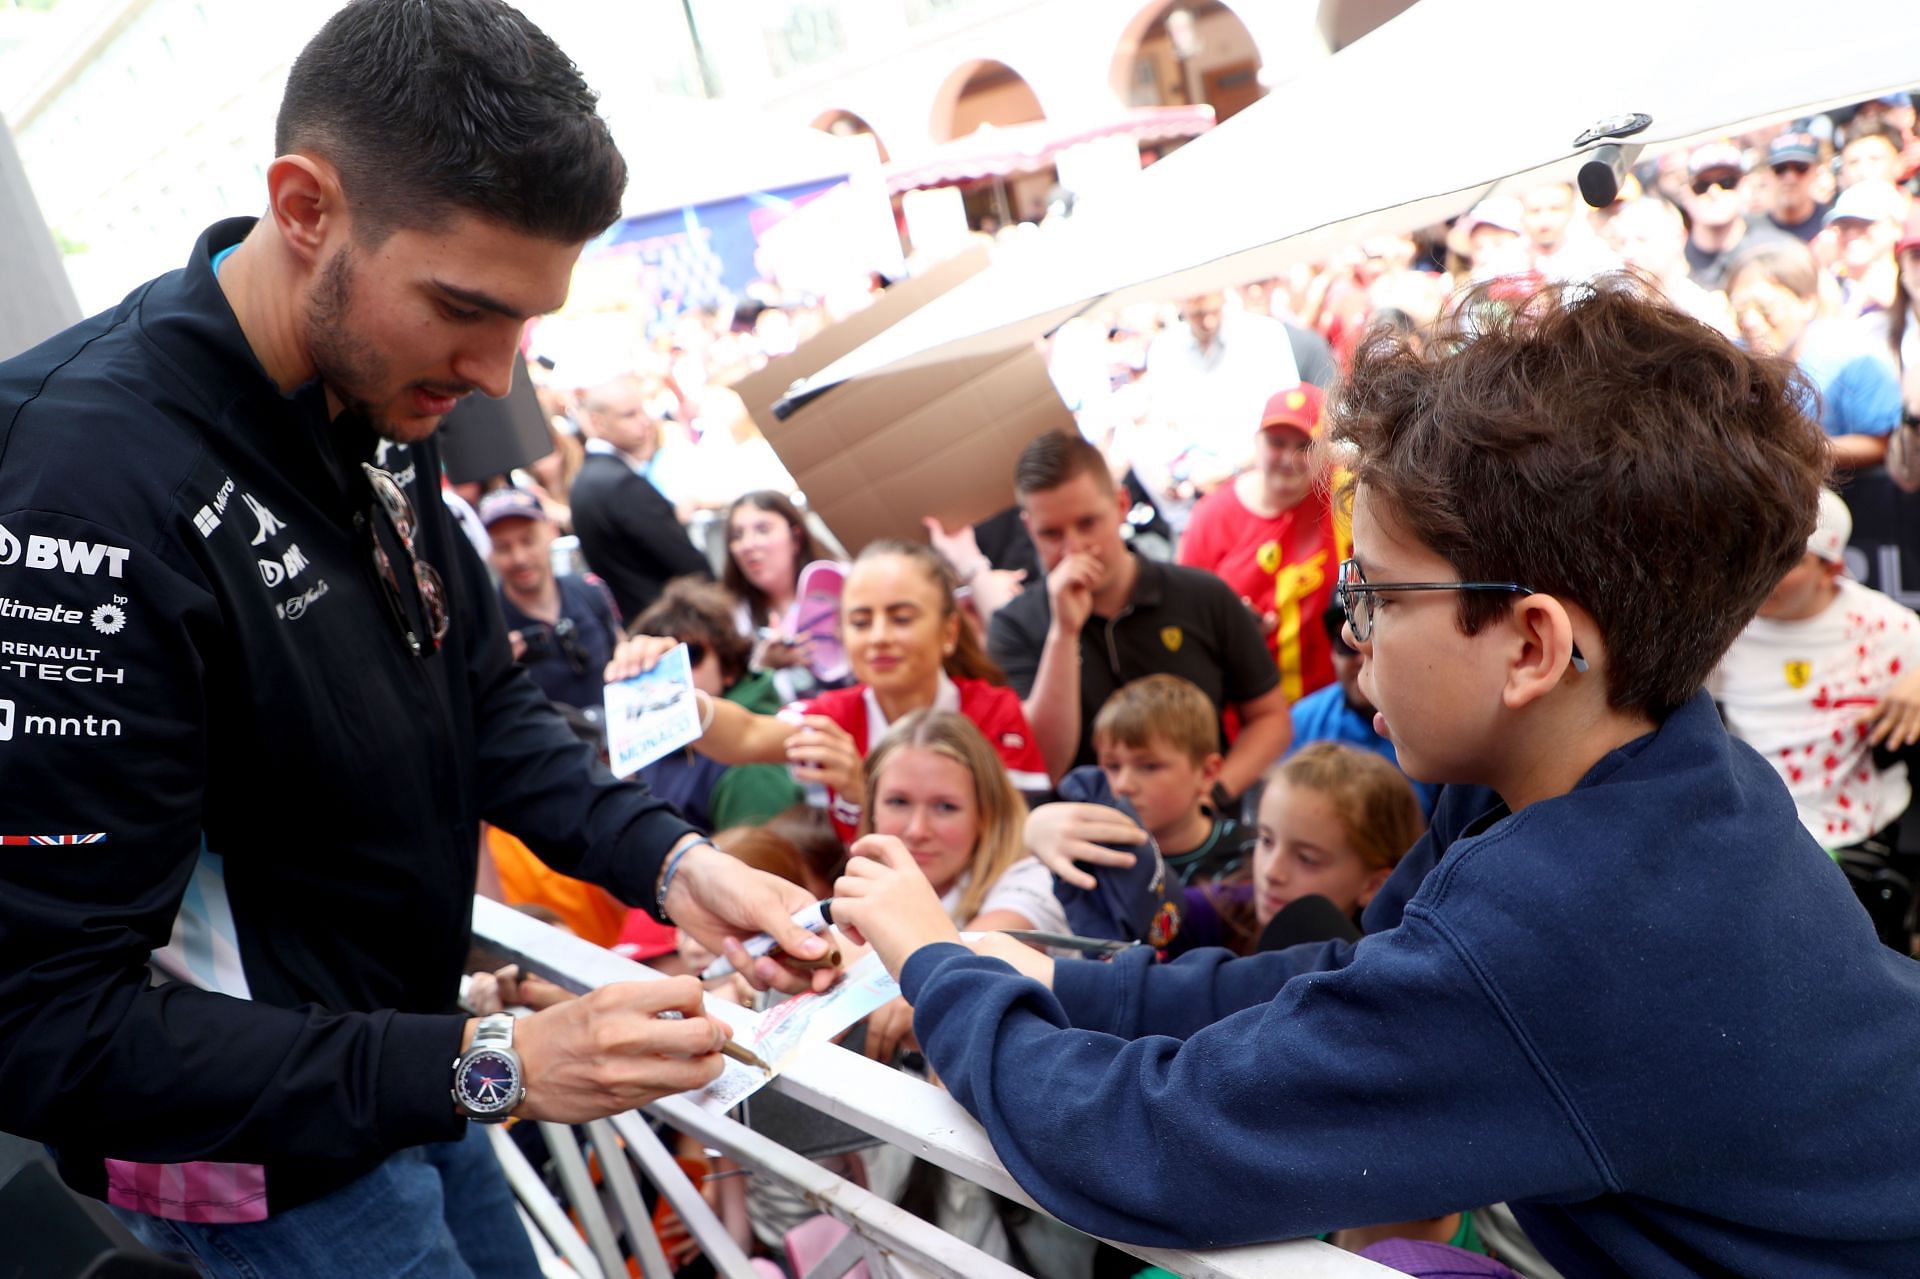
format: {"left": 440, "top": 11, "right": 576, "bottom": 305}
{"left": 1896, "top": 209, "right": 1920, "bottom": 258}
{"left": 1259, "top": 383, "right": 1326, "bottom": 439}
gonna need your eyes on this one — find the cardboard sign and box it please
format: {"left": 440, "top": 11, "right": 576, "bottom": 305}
{"left": 732, "top": 249, "right": 1075, "bottom": 554}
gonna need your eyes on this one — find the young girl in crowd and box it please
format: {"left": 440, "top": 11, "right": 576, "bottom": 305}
{"left": 612, "top": 540, "right": 1051, "bottom": 841}
{"left": 852, "top": 710, "right": 1082, "bottom": 1273}
{"left": 863, "top": 709, "right": 1067, "bottom": 936}
{"left": 1250, "top": 741, "right": 1424, "bottom": 947}
{"left": 857, "top": 708, "right": 1068, "bottom": 1062}
{"left": 1031, "top": 740, "right": 1423, "bottom": 957}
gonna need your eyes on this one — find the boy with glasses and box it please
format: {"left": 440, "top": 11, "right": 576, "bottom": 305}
{"left": 829, "top": 276, "right": 1920, "bottom": 1276}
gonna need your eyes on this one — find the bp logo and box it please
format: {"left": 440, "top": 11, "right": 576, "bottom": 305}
{"left": 91, "top": 603, "right": 126, "bottom": 636}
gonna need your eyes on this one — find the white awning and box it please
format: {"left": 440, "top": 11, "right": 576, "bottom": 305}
{"left": 782, "top": 0, "right": 1919, "bottom": 408}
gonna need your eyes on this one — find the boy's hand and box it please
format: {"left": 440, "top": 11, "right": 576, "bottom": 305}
{"left": 1024, "top": 802, "right": 1146, "bottom": 890}
{"left": 833, "top": 835, "right": 963, "bottom": 975}
{"left": 1865, "top": 668, "right": 1920, "bottom": 750}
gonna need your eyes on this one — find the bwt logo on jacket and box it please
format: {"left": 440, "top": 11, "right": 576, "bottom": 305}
{"left": 0, "top": 524, "right": 131, "bottom": 579}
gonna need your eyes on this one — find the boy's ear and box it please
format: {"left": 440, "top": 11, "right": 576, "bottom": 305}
{"left": 1198, "top": 752, "right": 1225, "bottom": 787}
{"left": 1502, "top": 592, "right": 1583, "bottom": 711}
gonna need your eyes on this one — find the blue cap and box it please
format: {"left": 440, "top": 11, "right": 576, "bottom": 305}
{"left": 477, "top": 488, "right": 547, "bottom": 528}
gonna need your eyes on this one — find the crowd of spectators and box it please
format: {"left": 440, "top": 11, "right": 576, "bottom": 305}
{"left": 461, "top": 95, "right": 1920, "bottom": 1278}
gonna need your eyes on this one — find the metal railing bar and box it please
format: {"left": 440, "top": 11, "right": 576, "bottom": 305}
{"left": 615, "top": 1109, "right": 764, "bottom": 1279}
{"left": 488, "top": 1124, "right": 606, "bottom": 1279}
{"left": 474, "top": 899, "right": 1406, "bottom": 1279}
{"left": 632, "top": 1102, "right": 1028, "bottom": 1279}
{"left": 582, "top": 1118, "right": 678, "bottom": 1279}
{"left": 541, "top": 1121, "right": 630, "bottom": 1279}
{"left": 799, "top": 1224, "right": 871, "bottom": 1279}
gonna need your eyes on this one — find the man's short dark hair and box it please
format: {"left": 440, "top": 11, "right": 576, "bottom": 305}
{"left": 276, "top": 0, "right": 626, "bottom": 245}
{"left": 1330, "top": 274, "right": 1828, "bottom": 721}
{"left": 1014, "top": 431, "right": 1115, "bottom": 501}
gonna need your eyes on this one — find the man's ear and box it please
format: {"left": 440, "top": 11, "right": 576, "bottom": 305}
{"left": 1502, "top": 592, "right": 1582, "bottom": 711}
{"left": 263, "top": 154, "right": 345, "bottom": 269}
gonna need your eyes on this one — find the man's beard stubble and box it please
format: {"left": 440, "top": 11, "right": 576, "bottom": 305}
{"left": 305, "top": 244, "right": 412, "bottom": 444}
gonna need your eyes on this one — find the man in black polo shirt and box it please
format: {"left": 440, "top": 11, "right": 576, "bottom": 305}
{"left": 988, "top": 432, "right": 1290, "bottom": 800}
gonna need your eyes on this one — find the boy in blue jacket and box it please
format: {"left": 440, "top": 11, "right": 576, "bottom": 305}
{"left": 833, "top": 277, "right": 1920, "bottom": 1277}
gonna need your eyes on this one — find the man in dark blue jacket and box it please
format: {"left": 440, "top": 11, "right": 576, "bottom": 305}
{"left": 0, "top": 2, "right": 828, "bottom": 1273}
{"left": 834, "top": 278, "right": 1920, "bottom": 1277}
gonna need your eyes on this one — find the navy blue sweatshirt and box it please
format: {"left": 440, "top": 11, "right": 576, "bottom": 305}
{"left": 900, "top": 692, "right": 1920, "bottom": 1276}
{"left": 0, "top": 220, "right": 695, "bottom": 1216}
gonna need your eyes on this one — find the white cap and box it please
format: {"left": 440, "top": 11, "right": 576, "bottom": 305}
{"left": 1824, "top": 180, "right": 1906, "bottom": 228}
{"left": 1808, "top": 488, "right": 1852, "bottom": 563}
{"left": 1463, "top": 195, "right": 1525, "bottom": 235}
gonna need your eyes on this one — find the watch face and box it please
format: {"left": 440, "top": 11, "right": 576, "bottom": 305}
{"left": 456, "top": 1048, "right": 521, "bottom": 1116}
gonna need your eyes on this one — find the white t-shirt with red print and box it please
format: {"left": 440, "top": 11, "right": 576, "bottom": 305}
{"left": 1711, "top": 578, "right": 1920, "bottom": 849}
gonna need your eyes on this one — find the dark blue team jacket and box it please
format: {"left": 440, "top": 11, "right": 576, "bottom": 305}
{"left": 901, "top": 692, "right": 1920, "bottom": 1276}
{"left": 0, "top": 220, "right": 695, "bottom": 1213}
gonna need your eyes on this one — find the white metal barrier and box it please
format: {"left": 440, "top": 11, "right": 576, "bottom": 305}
{"left": 471, "top": 897, "right": 1400, "bottom": 1279}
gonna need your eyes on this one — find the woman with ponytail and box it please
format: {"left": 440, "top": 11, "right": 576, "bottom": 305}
{"left": 611, "top": 540, "right": 1052, "bottom": 842}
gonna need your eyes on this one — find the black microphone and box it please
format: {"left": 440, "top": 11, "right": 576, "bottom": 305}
{"left": 1256, "top": 894, "right": 1362, "bottom": 953}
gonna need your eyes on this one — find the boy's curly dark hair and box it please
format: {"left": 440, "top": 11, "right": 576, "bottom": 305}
{"left": 1329, "top": 273, "right": 1829, "bottom": 720}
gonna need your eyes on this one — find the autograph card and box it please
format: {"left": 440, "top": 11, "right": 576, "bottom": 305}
{"left": 604, "top": 643, "right": 701, "bottom": 777}
{"left": 695, "top": 951, "right": 902, "bottom": 1114}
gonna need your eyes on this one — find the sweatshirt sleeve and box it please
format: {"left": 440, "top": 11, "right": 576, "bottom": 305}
{"left": 900, "top": 917, "right": 1605, "bottom": 1249}
{"left": 448, "top": 524, "right": 696, "bottom": 915}
{"left": 0, "top": 507, "right": 466, "bottom": 1166}
{"left": 1048, "top": 939, "right": 1361, "bottom": 1039}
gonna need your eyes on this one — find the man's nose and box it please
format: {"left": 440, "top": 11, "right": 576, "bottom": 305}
{"left": 455, "top": 328, "right": 521, "bottom": 400}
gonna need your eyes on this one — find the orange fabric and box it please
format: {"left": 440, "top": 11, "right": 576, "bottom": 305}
{"left": 484, "top": 826, "right": 628, "bottom": 948}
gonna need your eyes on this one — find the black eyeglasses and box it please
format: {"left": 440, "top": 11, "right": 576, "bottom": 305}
{"left": 363, "top": 462, "right": 449, "bottom": 658}
{"left": 1771, "top": 161, "right": 1811, "bottom": 178}
{"left": 1334, "top": 559, "right": 1587, "bottom": 672}
{"left": 1690, "top": 173, "right": 1741, "bottom": 195}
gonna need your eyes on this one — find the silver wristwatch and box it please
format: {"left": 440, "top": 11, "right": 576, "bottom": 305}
{"left": 451, "top": 1012, "right": 524, "bottom": 1123}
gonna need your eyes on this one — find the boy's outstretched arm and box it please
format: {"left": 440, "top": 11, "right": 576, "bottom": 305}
{"left": 897, "top": 912, "right": 1604, "bottom": 1249}
{"left": 1040, "top": 786, "right": 1495, "bottom": 1042}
